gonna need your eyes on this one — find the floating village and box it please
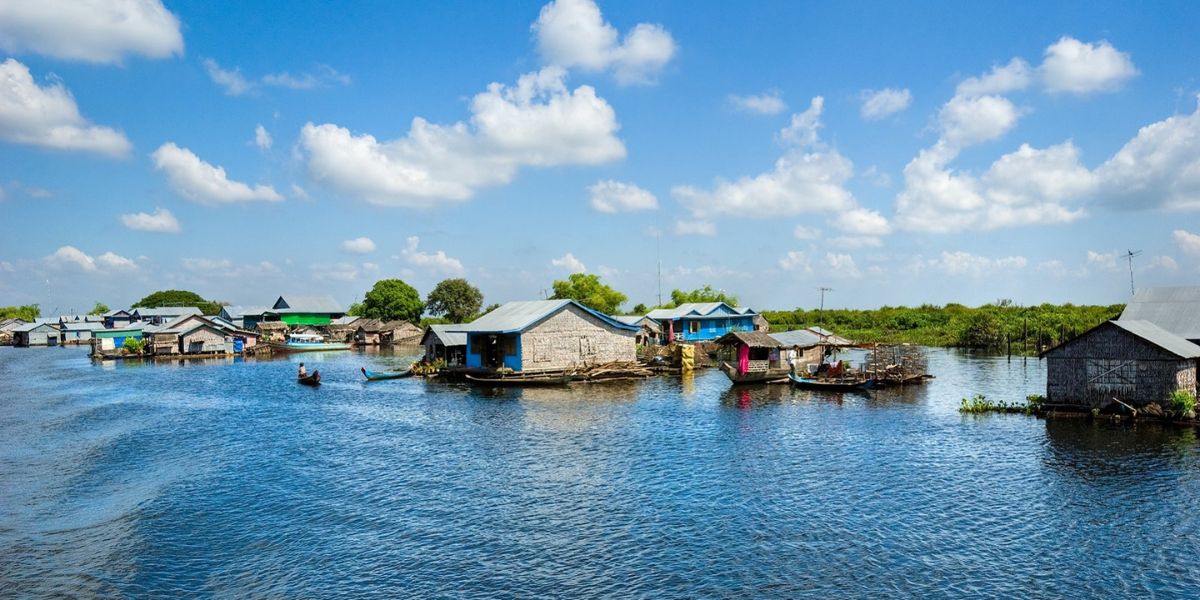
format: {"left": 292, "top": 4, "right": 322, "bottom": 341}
{"left": 3, "top": 286, "right": 1200, "bottom": 421}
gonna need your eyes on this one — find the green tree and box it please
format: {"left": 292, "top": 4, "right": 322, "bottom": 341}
{"left": 632, "top": 303, "right": 649, "bottom": 314}
{"left": 550, "top": 273, "right": 626, "bottom": 315}
{"left": 0, "top": 304, "right": 40, "bottom": 321}
{"left": 668, "top": 285, "right": 737, "bottom": 307}
{"left": 425, "top": 278, "right": 483, "bottom": 323}
{"left": 347, "top": 302, "right": 365, "bottom": 317}
{"left": 88, "top": 302, "right": 110, "bottom": 316}
{"left": 132, "top": 290, "right": 222, "bottom": 315}
{"left": 361, "top": 279, "right": 424, "bottom": 322}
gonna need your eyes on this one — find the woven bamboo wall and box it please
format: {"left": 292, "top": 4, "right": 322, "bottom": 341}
{"left": 521, "top": 305, "right": 636, "bottom": 372}
{"left": 1045, "top": 324, "right": 1197, "bottom": 408}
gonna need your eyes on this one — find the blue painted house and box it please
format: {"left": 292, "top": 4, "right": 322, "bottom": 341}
{"left": 451, "top": 300, "right": 639, "bottom": 372}
{"left": 646, "top": 302, "right": 758, "bottom": 343}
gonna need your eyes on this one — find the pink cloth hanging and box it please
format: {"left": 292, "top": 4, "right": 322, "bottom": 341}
{"left": 738, "top": 344, "right": 750, "bottom": 375}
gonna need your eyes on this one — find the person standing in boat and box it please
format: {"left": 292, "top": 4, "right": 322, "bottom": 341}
{"left": 298, "top": 363, "right": 307, "bottom": 378}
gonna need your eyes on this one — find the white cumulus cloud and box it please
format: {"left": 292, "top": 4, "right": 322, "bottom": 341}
{"left": 825, "top": 253, "right": 862, "bottom": 279}
{"left": 729, "top": 91, "right": 787, "bottom": 115}
{"left": 860, "top": 88, "right": 912, "bottom": 121}
{"left": 1039, "top": 36, "right": 1137, "bottom": 95}
{"left": 674, "top": 97, "right": 857, "bottom": 219}
{"left": 342, "top": 237, "right": 376, "bottom": 254}
{"left": 0, "top": 0, "right": 183, "bottom": 64}
{"left": 46, "top": 246, "right": 136, "bottom": 272}
{"left": 938, "top": 94, "right": 1022, "bottom": 147}
{"left": 588, "top": 180, "right": 657, "bottom": 213}
{"left": 933, "top": 251, "right": 1026, "bottom": 277}
{"left": 955, "top": 58, "right": 1033, "bottom": 97}
{"left": 254, "top": 124, "right": 272, "bottom": 150}
{"left": 120, "top": 207, "right": 181, "bottom": 233}
{"left": 401, "top": 236, "right": 465, "bottom": 275}
{"left": 300, "top": 67, "right": 624, "bottom": 208}
{"left": 0, "top": 59, "right": 132, "bottom": 157}
{"left": 1174, "top": 229, "right": 1200, "bottom": 256}
{"left": 97, "top": 251, "right": 138, "bottom": 271}
{"left": 674, "top": 220, "right": 716, "bottom": 236}
{"left": 203, "top": 58, "right": 350, "bottom": 96}
{"left": 778, "top": 251, "right": 812, "bottom": 273}
{"left": 532, "top": 0, "right": 676, "bottom": 85}
{"left": 152, "top": 142, "right": 282, "bottom": 204}
{"left": 550, "top": 252, "right": 587, "bottom": 273}
{"left": 1093, "top": 97, "right": 1200, "bottom": 211}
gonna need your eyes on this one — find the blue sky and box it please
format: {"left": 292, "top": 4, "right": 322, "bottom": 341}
{"left": 1, "top": 0, "right": 1198, "bottom": 315}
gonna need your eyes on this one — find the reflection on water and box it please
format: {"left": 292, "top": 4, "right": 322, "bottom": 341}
{"left": 1, "top": 346, "right": 1198, "bottom": 598}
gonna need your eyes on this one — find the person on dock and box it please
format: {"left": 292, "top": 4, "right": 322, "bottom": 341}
{"left": 298, "top": 363, "right": 307, "bottom": 378}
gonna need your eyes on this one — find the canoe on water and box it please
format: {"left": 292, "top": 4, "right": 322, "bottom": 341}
{"left": 298, "top": 371, "right": 321, "bottom": 386}
{"left": 788, "top": 373, "right": 875, "bottom": 391}
{"left": 464, "top": 372, "right": 575, "bottom": 387}
{"left": 361, "top": 367, "right": 414, "bottom": 381}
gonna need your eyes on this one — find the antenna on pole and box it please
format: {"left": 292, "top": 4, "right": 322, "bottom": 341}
{"left": 818, "top": 287, "right": 833, "bottom": 312}
{"left": 1125, "top": 250, "right": 1142, "bottom": 296}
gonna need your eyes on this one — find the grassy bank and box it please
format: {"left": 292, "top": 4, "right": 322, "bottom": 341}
{"left": 761, "top": 302, "right": 1124, "bottom": 351}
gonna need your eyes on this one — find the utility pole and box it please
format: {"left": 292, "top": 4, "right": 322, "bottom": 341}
{"left": 655, "top": 223, "right": 663, "bottom": 307}
{"left": 1125, "top": 250, "right": 1142, "bottom": 296}
{"left": 818, "top": 287, "right": 833, "bottom": 312}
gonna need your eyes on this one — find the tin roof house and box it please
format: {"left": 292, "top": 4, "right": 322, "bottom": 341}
{"left": 421, "top": 325, "right": 467, "bottom": 366}
{"left": 218, "top": 306, "right": 270, "bottom": 331}
{"left": 1119, "top": 287, "right": 1200, "bottom": 343}
{"left": 263, "top": 295, "right": 345, "bottom": 326}
{"left": 450, "top": 300, "right": 639, "bottom": 372}
{"left": 13, "top": 322, "right": 59, "bottom": 346}
{"left": 131, "top": 306, "right": 203, "bottom": 325}
{"left": 646, "top": 302, "right": 758, "bottom": 343}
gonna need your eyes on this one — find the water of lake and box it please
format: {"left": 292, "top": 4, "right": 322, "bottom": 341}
{"left": 1, "top": 346, "right": 1198, "bottom": 598}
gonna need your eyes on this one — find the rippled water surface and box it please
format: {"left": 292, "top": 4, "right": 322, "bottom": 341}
{"left": 2, "top": 346, "right": 1199, "bottom": 598}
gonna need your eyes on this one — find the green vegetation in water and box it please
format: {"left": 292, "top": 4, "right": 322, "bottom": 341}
{"left": 122, "top": 337, "right": 145, "bottom": 355}
{"left": 1169, "top": 390, "right": 1197, "bottom": 415}
{"left": 761, "top": 301, "right": 1124, "bottom": 351}
{"left": 959, "top": 393, "right": 1044, "bottom": 415}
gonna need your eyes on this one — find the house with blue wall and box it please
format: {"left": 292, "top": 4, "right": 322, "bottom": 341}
{"left": 451, "top": 300, "right": 639, "bottom": 372}
{"left": 646, "top": 302, "right": 759, "bottom": 343}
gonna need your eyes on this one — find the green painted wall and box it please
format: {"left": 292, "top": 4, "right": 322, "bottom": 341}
{"left": 280, "top": 314, "right": 333, "bottom": 326}
{"left": 95, "top": 329, "right": 143, "bottom": 339}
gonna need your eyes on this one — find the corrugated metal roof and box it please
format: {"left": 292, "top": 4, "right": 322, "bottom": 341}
{"left": 1119, "top": 286, "right": 1200, "bottom": 340}
{"left": 646, "top": 302, "right": 754, "bottom": 320}
{"left": 133, "top": 306, "right": 203, "bottom": 317}
{"left": 331, "top": 316, "right": 361, "bottom": 326}
{"left": 271, "top": 295, "right": 344, "bottom": 314}
{"left": 14, "top": 322, "right": 57, "bottom": 332}
{"left": 1111, "top": 320, "right": 1200, "bottom": 358}
{"left": 451, "top": 300, "right": 638, "bottom": 334}
{"left": 220, "top": 305, "right": 269, "bottom": 318}
{"left": 61, "top": 322, "right": 106, "bottom": 331}
{"left": 425, "top": 324, "right": 467, "bottom": 346}
{"left": 770, "top": 329, "right": 824, "bottom": 347}
{"left": 716, "top": 331, "right": 783, "bottom": 348}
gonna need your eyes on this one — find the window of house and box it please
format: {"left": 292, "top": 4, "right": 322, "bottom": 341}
{"left": 689, "top": 321, "right": 700, "bottom": 333}
{"left": 1086, "top": 359, "right": 1137, "bottom": 387}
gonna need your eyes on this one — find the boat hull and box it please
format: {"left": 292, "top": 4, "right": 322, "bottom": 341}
{"left": 464, "top": 373, "right": 574, "bottom": 387}
{"left": 361, "top": 367, "right": 414, "bottom": 381}
{"left": 271, "top": 342, "right": 351, "bottom": 353}
{"left": 788, "top": 373, "right": 875, "bottom": 391}
{"left": 719, "top": 361, "right": 791, "bottom": 384}
{"left": 298, "top": 372, "right": 321, "bottom": 386}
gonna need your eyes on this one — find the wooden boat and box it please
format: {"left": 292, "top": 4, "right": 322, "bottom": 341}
{"left": 719, "top": 361, "right": 791, "bottom": 385}
{"left": 361, "top": 366, "right": 414, "bottom": 381}
{"left": 788, "top": 372, "right": 875, "bottom": 391}
{"left": 298, "top": 371, "right": 321, "bottom": 386}
{"left": 271, "top": 333, "right": 351, "bottom": 353}
{"left": 464, "top": 372, "right": 575, "bottom": 387}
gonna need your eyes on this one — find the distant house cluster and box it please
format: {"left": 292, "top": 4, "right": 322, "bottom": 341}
{"left": 1044, "top": 287, "right": 1200, "bottom": 410}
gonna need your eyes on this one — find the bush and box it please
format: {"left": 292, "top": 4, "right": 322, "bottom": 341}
{"left": 1169, "top": 390, "right": 1197, "bottom": 415}
{"left": 122, "top": 337, "right": 145, "bottom": 355}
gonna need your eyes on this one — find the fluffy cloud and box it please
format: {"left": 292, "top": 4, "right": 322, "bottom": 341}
{"left": 937, "top": 94, "right": 1022, "bottom": 147}
{"left": 895, "top": 140, "right": 1092, "bottom": 232}
{"left": 932, "top": 251, "right": 1026, "bottom": 277}
{"left": 588, "top": 180, "right": 656, "bottom": 213}
{"left": 1093, "top": 98, "right": 1200, "bottom": 211}
{"left": 1174, "top": 229, "right": 1200, "bottom": 256}
{"left": 729, "top": 91, "right": 787, "bottom": 115}
{"left": 1039, "top": 36, "right": 1137, "bottom": 95}
{"left": 1147, "top": 256, "right": 1178, "bottom": 271}
{"left": 46, "top": 246, "right": 136, "bottom": 272}
{"left": 532, "top": 0, "right": 676, "bottom": 85}
{"left": 778, "top": 251, "right": 812, "bottom": 273}
{"left": 0, "top": 59, "right": 132, "bottom": 157}
{"left": 0, "top": 0, "right": 183, "bottom": 64}
{"left": 955, "top": 58, "right": 1032, "bottom": 97}
{"left": 674, "top": 220, "right": 716, "bottom": 236}
{"left": 203, "top": 59, "right": 350, "bottom": 96}
{"left": 793, "top": 224, "right": 820, "bottom": 240}
{"left": 833, "top": 208, "right": 891, "bottom": 236}
{"left": 342, "top": 237, "right": 376, "bottom": 254}
{"left": 400, "top": 236, "right": 465, "bottom": 275}
{"left": 152, "top": 142, "right": 282, "bottom": 204}
{"left": 255, "top": 124, "right": 272, "bottom": 150}
{"left": 550, "top": 252, "right": 587, "bottom": 273}
{"left": 300, "top": 67, "right": 624, "bottom": 207}
{"left": 120, "top": 207, "right": 181, "bottom": 233}
{"left": 860, "top": 88, "right": 912, "bottom": 121}
{"left": 825, "top": 253, "right": 862, "bottom": 279}
{"left": 1086, "top": 250, "right": 1120, "bottom": 271}
{"left": 674, "top": 97, "right": 856, "bottom": 218}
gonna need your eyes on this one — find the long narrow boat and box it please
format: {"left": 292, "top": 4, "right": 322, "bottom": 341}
{"left": 271, "top": 333, "right": 351, "bottom": 353}
{"left": 719, "top": 361, "right": 792, "bottom": 385}
{"left": 464, "top": 372, "right": 575, "bottom": 387}
{"left": 788, "top": 372, "right": 875, "bottom": 391}
{"left": 361, "top": 366, "right": 414, "bottom": 381}
{"left": 298, "top": 371, "right": 321, "bottom": 386}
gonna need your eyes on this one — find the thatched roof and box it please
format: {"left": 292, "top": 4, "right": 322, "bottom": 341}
{"left": 715, "top": 331, "right": 783, "bottom": 348}
{"left": 256, "top": 321, "right": 289, "bottom": 332}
